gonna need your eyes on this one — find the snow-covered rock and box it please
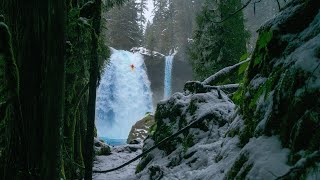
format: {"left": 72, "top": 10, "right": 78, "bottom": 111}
{"left": 135, "top": 0, "right": 320, "bottom": 179}
{"left": 127, "top": 114, "right": 155, "bottom": 144}
{"left": 130, "top": 47, "right": 165, "bottom": 58}
{"left": 94, "top": 138, "right": 111, "bottom": 156}
{"left": 239, "top": 0, "right": 320, "bottom": 163}
{"left": 135, "top": 88, "right": 292, "bottom": 179}
{"left": 93, "top": 144, "right": 143, "bottom": 180}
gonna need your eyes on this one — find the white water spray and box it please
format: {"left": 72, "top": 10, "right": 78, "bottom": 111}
{"left": 164, "top": 55, "right": 174, "bottom": 99}
{"left": 96, "top": 49, "right": 153, "bottom": 139}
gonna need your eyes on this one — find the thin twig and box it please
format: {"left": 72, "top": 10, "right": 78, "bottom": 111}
{"left": 214, "top": 0, "right": 252, "bottom": 23}
{"left": 275, "top": 0, "right": 281, "bottom": 11}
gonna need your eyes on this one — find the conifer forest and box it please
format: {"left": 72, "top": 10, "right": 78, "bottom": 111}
{"left": 0, "top": 0, "right": 319, "bottom": 179}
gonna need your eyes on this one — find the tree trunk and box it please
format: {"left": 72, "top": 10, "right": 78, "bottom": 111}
{"left": 84, "top": 0, "right": 102, "bottom": 179}
{"left": 3, "top": 0, "right": 66, "bottom": 179}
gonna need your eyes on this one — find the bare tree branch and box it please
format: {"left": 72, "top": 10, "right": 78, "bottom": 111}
{"left": 214, "top": 0, "right": 252, "bottom": 23}
{"left": 202, "top": 59, "right": 250, "bottom": 85}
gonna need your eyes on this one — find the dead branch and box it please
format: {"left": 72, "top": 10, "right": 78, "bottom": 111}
{"left": 202, "top": 59, "right": 250, "bottom": 85}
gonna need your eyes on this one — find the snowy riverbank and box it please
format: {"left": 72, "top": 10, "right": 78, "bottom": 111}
{"left": 93, "top": 144, "right": 141, "bottom": 180}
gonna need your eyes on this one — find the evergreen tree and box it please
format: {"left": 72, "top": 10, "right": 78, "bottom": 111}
{"left": 144, "top": 0, "right": 204, "bottom": 56}
{"left": 106, "top": 1, "right": 143, "bottom": 50}
{"left": 189, "top": 0, "right": 248, "bottom": 81}
{"left": 137, "top": 0, "right": 148, "bottom": 31}
{"left": 145, "top": 20, "right": 156, "bottom": 52}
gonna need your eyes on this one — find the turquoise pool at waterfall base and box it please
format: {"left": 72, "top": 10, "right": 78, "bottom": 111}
{"left": 99, "top": 137, "right": 127, "bottom": 146}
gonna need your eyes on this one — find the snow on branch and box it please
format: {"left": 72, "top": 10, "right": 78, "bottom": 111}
{"left": 184, "top": 81, "right": 239, "bottom": 99}
{"left": 208, "top": 84, "right": 240, "bottom": 90}
{"left": 202, "top": 58, "right": 250, "bottom": 85}
{"left": 275, "top": 151, "right": 320, "bottom": 179}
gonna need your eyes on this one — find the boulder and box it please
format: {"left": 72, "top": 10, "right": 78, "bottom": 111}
{"left": 127, "top": 114, "right": 155, "bottom": 144}
{"left": 94, "top": 138, "right": 112, "bottom": 156}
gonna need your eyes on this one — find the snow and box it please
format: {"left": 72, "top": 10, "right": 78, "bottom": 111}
{"left": 130, "top": 47, "right": 165, "bottom": 57}
{"left": 306, "top": 163, "right": 320, "bottom": 180}
{"left": 93, "top": 144, "right": 142, "bottom": 180}
{"left": 227, "top": 113, "right": 245, "bottom": 133}
{"left": 254, "top": 91, "right": 274, "bottom": 135}
{"left": 250, "top": 76, "right": 267, "bottom": 90}
{"left": 144, "top": 0, "right": 154, "bottom": 24}
{"left": 136, "top": 135, "right": 291, "bottom": 180}
{"left": 133, "top": 88, "right": 293, "bottom": 180}
{"left": 242, "top": 136, "right": 291, "bottom": 179}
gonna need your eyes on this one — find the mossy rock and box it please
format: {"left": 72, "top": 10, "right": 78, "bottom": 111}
{"left": 127, "top": 114, "right": 155, "bottom": 143}
{"left": 96, "top": 146, "right": 111, "bottom": 156}
{"left": 0, "top": 15, "right": 4, "bottom": 22}
{"left": 149, "top": 165, "right": 164, "bottom": 180}
{"left": 238, "top": 0, "right": 320, "bottom": 150}
{"left": 184, "top": 81, "right": 210, "bottom": 93}
{"left": 136, "top": 153, "right": 153, "bottom": 173}
{"left": 226, "top": 152, "right": 251, "bottom": 179}
{"left": 182, "top": 134, "right": 194, "bottom": 153}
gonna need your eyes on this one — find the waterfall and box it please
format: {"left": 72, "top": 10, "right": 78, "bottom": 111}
{"left": 96, "top": 49, "right": 153, "bottom": 140}
{"left": 164, "top": 55, "right": 174, "bottom": 99}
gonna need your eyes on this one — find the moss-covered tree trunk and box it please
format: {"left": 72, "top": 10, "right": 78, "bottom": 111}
{"left": 84, "top": 0, "right": 102, "bottom": 179}
{"left": 2, "top": 0, "right": 66, "bottom": 179}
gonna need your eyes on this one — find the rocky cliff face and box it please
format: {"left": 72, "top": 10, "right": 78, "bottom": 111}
{"left": 143, "top": 53, "right": 193, "bottom": 107}
{"left": 135, "top": 0, "right": 320, "bottom": 179}
{"left": 127, "top": 114, "right": 155, "bottom": 144}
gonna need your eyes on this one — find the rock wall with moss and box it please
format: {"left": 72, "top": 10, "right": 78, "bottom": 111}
{"left": 238, "top": 0, "right": 320, "bottom": 159}
{"left": 135, "top": 0, "right": 320, "bottom": 179}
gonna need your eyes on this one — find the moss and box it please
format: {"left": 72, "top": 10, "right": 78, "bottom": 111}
{"left": 282, "top": 151, "right": 320, "bottom": 179}
{"left": 227, "top": 126, "right": 240, "bottom": 138}
{"left": 177, "top": 116, "right": 187, "bottom": 130}
{"left": 136, "top": 154, "right": 153, "bottom": 173}
{"left": 168, "top": 154, "right": 182, "bottom": 167}
{"left": 226, "top": 153, "right": 249, "bottom": 179}
{"left": 188, "top": 99, "right": 198, "bottom": 116}
{"left": 184, "top": 81, "right": 206, "bottom": 93}
{"left": 237, "top": 163, "right": 253, "bottom": 179}
{"left": 96, "top": 146, "right": 111, "bottom": 156}
{"left": 184, "top": 151, "right": 197, "bottom": 159}
{"left": 149, "top": 123, "right": 157, "bottom": 135}
{"left": 239, "top": 126, "right": 253, "bottom": 146}
{"left": 182, "top": 134, "right": 194, "bottom": 153}
{"left": 290, "top": 109, "right": 320, "bottom": 152}
{"left": 149, "top": 166, "right": 163, "bottom": 180}
{"left": 232, "top": 76, "right": 247, "bottom": 105}
{"left": 0, "top": 15, "right": 4, "bottom": 22}
{"left": 0, "top": 21, "right": 20, "bottom": 169}
{"left": 238, "top": 67, "right": 282, "bottom": 146}
{"left": 215, "top": 154, "right": 223, "bottom": 163}
{"left": 61, "top": 159, "right": 66, "bottom": 180}
{"left": 93, "top": 126, "right": 97, "bottom": 137}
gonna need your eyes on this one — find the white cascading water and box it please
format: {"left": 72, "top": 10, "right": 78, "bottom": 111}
{"left": 96, "top": 49, "right": 153, "bottom": 140}
{"left": 164, "top": 55, "right": 174, "bottom": 99}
